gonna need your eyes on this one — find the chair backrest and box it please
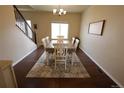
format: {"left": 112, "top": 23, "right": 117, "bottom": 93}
{"left": 72, "top": 37, "right": 75, "bottom": 44}
{"left": 54, "top": 44, "right": 68, "bottom": 58}
{"left": 42, "top": 38, "right": 47, "bottom": 48}
{"left": 74, "top": 39, "right": 79, "bottom": 50}
{"left": 57, "top": 36, "right": 64, "bottom": 44}
{"left": 46, "top": 36, "right": 50, "bottom": 44}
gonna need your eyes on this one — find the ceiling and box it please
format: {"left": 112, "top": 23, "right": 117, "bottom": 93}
{"left": 16, "top": 5, "right": 89, "bottom": 13}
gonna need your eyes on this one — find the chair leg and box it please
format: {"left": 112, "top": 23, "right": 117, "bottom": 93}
{"left": 54, "top": 61, "right": 56, "bottom": 70}
{"left": 46, "top": 52, "right": 49, "bottom": 65}
{"left": 65, "top": 61, "right": 67, "bottom": 70}
{"left": 71, "top": 53, "right": 74, "bottom": 66}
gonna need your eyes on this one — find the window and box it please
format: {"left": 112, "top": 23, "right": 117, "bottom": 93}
{"left": 26, "top": 20, "right": 33, "bottom": 38}
{"left": 51, "top": 23, "right": 69, "bottom": 39}
{"left": 26, "top": 20, "right": 31, "bottom": 27}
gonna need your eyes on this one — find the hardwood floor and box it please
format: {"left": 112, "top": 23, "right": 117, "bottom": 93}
{"left": 13, "top": 46, "right": 119, "bottom": 88}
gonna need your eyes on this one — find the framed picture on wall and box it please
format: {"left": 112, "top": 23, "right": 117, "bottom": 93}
{"left": 88, "top": 20, "right": 105, "bottom": 35}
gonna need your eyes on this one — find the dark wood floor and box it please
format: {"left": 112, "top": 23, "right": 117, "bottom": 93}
{"left": 13, "top": 46, "right": 119, "bottom": 88}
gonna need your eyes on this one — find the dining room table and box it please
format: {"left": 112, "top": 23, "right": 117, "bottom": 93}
{"left": 45, "top": 39, "right": 76, "bottom": 65}
{"left": 46, "top": 39, "right": 75, "bottom": 53}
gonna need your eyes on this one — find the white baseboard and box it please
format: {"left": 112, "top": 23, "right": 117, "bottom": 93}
{"left": 80, "top": 47, "right": 124, "bottom": 88}
{"left": 12, "top": 47, "right": 37, "bottom": 66}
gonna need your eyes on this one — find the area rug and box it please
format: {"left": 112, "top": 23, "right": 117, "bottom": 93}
{"left": 26, "top": 51, "right": 90, "bottom": 78}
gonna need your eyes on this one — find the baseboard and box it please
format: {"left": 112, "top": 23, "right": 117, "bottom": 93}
{"left": 80, "top": 47, "right": 124, "bottom": 88}
{"left": 12, "top": 47, "right": 37, "bottom": 66}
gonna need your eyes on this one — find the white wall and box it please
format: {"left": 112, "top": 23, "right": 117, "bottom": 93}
{"left": 0, "top": 6, "right": 37, "bottom": 65}
{"left": 80, "top": 6, "right": 124, "bottom": 87}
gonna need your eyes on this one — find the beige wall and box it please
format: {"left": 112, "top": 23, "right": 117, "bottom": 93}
{"left": 21, "top": 11, "right": 81, "bottom": 46}
{"left": 80, "top": 6, "right": 124, "bottom": 87}
{"left": 0, "top": 6, "right": 37, "bottom": 65}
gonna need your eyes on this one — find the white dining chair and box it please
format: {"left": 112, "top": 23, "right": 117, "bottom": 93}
{"left": 46, "top": 36, "right": 50, "bottom": 44}
{"left": 54, "top": 43, "right": 68, "bottom": 70}
{"left": 42, "top": 38, "right": 47, "bottom": 48}
{"left": 57, "top": 35, "right": 64, "bottom": 44}
{"left": 70, "top": 39, "right": 79, "bottom": 66}
{"left": 72, "top": 37, "right": 75, "bottom": 44}
{"left": 74, "top": 39, "right": 79, "bottom": 51}
{"left": 42, "top": 38, "right": 50, "bottom": 65}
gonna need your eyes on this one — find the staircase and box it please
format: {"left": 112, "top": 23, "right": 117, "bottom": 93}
{"left": 13, "top": 5, "right": 37, "bottom": 44}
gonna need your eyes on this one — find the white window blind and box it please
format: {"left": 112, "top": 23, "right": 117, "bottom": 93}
{"left": 51, "top": 23, "right": 68, "bottom": 39}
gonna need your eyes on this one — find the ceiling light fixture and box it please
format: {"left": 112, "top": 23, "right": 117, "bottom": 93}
{"left": 53, "top": 5, "right": 66, "bottom": 16}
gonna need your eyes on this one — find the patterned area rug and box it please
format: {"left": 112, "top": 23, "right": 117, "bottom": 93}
{"left": 26, "top": 52, "right": 90, "bottom": 78}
